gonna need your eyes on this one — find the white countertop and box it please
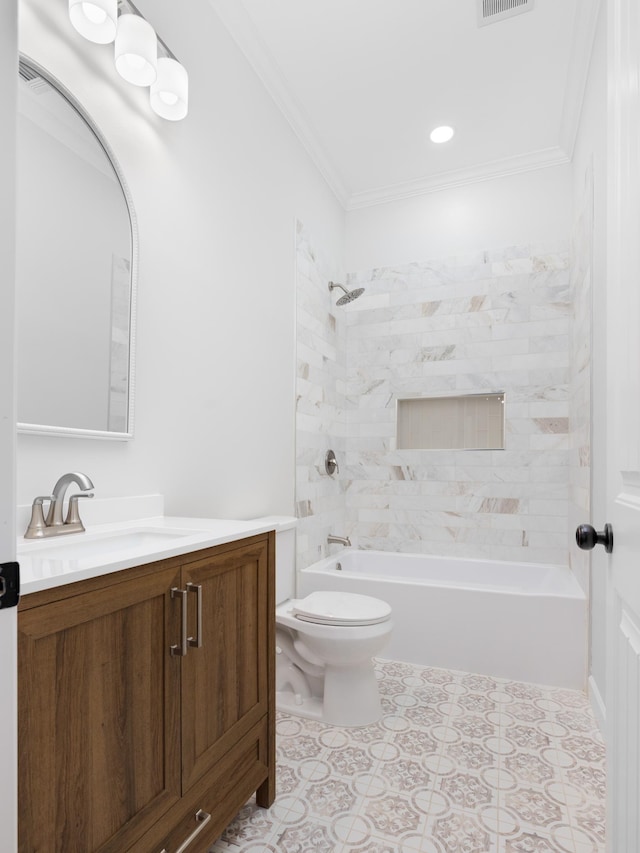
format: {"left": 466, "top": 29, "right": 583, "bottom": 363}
{"left": 18, "top": 515, "right": 295, "bottom": 596}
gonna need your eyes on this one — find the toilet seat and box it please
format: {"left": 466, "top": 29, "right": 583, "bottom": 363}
{"left": 291, "top": 591, "right": 391, "bottom": 627}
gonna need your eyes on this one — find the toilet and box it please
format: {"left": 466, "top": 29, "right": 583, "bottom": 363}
{"left": 273, "top": 522, "right": 393, "bottom": 727}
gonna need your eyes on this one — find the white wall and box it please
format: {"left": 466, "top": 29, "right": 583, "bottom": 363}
{"left": 0, "top": 0, "right": 18, "bottom": 848}
{"left": 17, "top": 0, "right": 344, "bottom": 520}
{"left": 571, "top": 1, "right": 607, "bottom": 717}
{"left": 345, "top": 165, "right": 573, "bottom": 271}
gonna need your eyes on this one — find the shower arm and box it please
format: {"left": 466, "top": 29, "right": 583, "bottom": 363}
{"left": 328, "top": 282, "right": 348, "bottom": 295}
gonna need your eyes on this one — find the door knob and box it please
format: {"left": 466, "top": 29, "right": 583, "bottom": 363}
{"left": 575, "top": 523, "right": 614, "bottom": 553}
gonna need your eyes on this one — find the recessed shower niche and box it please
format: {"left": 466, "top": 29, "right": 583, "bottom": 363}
{"left": 396, "top": 392, "right": 505, "bottom": 450}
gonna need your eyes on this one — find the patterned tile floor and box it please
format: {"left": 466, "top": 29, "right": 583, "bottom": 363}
{"left": 210, "top": 659, "right": 606, "bottom": 853}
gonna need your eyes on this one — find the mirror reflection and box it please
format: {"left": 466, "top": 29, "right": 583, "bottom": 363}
{"left": 16, "top": 56, "right": 135, "bottom": 438}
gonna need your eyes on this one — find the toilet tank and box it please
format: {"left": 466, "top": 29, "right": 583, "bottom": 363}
{"left": 275, "top": 526, "right": 296, "bottom": 605}
{"left": 251, "top": 516, "right": 297, "bottom": 605}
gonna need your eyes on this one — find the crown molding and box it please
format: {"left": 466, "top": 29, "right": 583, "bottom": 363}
{"left": 208, "top": 0, "right": 350, "bottom": 208}
{"left": 558, "top": 0, "right": 602, "bottom": 160}
{"left": 345, "top": 147, "right": 571, "bottom": 210}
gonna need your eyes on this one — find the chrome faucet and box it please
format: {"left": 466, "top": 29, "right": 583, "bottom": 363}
{"left": 327, "top": 534, "right": 351, "bottom": 547}
{"left": 25, "top": 472, "right": 94, "bottom": 539}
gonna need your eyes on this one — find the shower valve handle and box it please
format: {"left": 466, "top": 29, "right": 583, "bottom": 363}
{"left": 575, "top": 523, "right": 613, "bottom": 554}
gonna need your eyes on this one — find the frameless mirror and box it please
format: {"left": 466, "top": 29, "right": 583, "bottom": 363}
{"left": 397, "top": 393, "right": 506, "bottom": 450}
{"left": 16, "top": 55, "right": 137, "bottom": 440}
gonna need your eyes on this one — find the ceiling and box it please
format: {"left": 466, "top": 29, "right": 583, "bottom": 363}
{"left": 209, "top": 0, "right": 599, "bottom": 209}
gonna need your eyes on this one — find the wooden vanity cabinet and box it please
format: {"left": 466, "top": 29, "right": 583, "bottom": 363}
{"left": 18, "top": 532, "right": 275, "bottom": 853}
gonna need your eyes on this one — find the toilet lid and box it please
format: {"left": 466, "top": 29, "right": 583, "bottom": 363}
{"left": 292, "top": 591, "right": 391, "bottom": 626}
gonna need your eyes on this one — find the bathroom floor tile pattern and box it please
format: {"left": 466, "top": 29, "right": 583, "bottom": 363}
{"left": 209, "top": 659, "right": 605, "bottom": 853}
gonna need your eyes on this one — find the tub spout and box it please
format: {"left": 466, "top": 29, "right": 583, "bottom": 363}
{"left": 328, "top": 534, "right": 351, "bottom": 547}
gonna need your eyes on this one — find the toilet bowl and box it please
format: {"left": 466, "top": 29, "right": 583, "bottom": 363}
{"left": 276, "top": 591, "right": 393, "bottom": 727}
{"left": 253, "top": 517, "right": 393, "bottom": 727}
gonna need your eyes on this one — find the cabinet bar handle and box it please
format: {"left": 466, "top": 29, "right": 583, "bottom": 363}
{"left": 175, "top": 809, "right": 212, "bottom": 853}
{"left": 170, "top": 587, "right": 188, "bottom": 656}
{"left": 186, "top": 582, "right": 203, "bottom": 648}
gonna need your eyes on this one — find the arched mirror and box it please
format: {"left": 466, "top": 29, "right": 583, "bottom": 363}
{"left": 16, "top": 55, "right": 137, "bottom": 440}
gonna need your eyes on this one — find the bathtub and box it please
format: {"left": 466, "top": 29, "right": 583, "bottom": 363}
{"left": 298, "top": 550, "right": 586, "bottom": 689}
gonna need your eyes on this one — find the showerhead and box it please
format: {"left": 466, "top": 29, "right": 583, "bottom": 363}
{"left": 328, "top": 281, "right": 365, "bottom": 306}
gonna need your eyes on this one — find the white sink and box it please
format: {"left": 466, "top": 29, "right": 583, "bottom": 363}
{"left": 20, "top": 528, "right": 194, "bottom": 561}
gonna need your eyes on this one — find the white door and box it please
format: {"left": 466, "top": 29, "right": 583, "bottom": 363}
{"left": 605, "top": 0, "right": 640, "bottom": 849}
{"left": 0, "top": 1, "right": 18, "bottom": 851}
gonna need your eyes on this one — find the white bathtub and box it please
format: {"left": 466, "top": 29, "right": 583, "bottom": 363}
{"left": 298, "top": 550, "right": 587, "bottom": 689}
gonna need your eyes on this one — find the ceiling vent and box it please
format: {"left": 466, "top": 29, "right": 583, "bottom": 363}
{"left": 478, "top": 0, "right": 534, "bottom": 26}
{"left": 18, "top": 60, "right": 49, "bottom": 95}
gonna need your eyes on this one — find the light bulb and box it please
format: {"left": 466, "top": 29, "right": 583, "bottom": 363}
{"left": 82, "top": 4, "right": 106, "bottom": 25}
{"left": 159, "top": 91, "right": 179, "bottom": 106}
{"left": 69, "top": 0, "right": 117, "bottom": 44}
{"left": 430, "top": 125, "right": 455, "bottom": 144}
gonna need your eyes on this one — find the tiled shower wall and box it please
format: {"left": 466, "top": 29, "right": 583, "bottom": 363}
{"left": 296, "top": 224, "right": 586, "bottom": 570}
{"left": 343, "top": 249, "right": 571, "bottom": 565}
{"left": 295, "top": 222, "right": 347, "bottom": 569}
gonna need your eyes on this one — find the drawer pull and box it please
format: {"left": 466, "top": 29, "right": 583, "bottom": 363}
{"left": 170, "top": 587, "right": 188, "bottom": 656}
{"left": 175, "top": 809, "right": 212, "bottom": 853}
{"left": 187, "top": 582, "right": 203, "bottom": 648}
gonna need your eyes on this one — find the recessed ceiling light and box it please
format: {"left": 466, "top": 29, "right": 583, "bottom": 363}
{"left": 430, "top": 125, "right": 455, "bottom": 144}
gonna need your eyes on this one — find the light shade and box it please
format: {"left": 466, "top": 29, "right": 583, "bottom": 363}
{"left": 150, "top": 58, "right": 189, "bottom": 121}
{"left": 430, "top": 125, "right": 455, "bottom": 144}
{"left": 69, "top": 0, "right": 117, "bottom": 44}
{"left": 114, "top": 14, "right": 157, "bottom": 87}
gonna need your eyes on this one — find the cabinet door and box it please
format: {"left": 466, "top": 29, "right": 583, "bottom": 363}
{"left": 181, "top": 537, "right": 272, "bottom": 792}
{"left": 19, "top": 567, "right": 182, "bottom": 853}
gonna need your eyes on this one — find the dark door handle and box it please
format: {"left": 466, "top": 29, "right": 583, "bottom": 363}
{"left": 575, "top": 523, "right": 613, "bottom": 553}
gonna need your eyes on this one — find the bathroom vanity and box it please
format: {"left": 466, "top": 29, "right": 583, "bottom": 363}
{"left": 17, "top": 519, "right": 276, "bottom": 853}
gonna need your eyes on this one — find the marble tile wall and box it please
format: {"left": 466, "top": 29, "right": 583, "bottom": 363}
{"left": 296, "top": 225, "right": 584, "bottom": 569}
{"left": 295, "top": 221, "right": 348, "bottom": 570}
{"left": 342, "top": 246, "right": 572, "bottom": 565}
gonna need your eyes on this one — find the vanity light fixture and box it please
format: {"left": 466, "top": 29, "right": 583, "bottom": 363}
{"left": 429, "top": 125, "right": 455, "bottom": 144}
{"left": 69, "top": 0, "right": 118, "bottom": 44}
{"left": 68, "top": 0, "right": 189, "bottom": 120}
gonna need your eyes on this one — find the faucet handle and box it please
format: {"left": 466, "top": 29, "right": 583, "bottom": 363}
{"left": 65, "top": 492, "right": 94, "bottom": 527}
{"left": 325, "top": 450, "right": 339, "bottom": 476}
{"left": 24, "top": 496, "right": 55, "bottom": 539}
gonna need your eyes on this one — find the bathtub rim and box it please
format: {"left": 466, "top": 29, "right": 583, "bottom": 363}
{"left": 301, "top": 549, "right": 585, "bottom": 600}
